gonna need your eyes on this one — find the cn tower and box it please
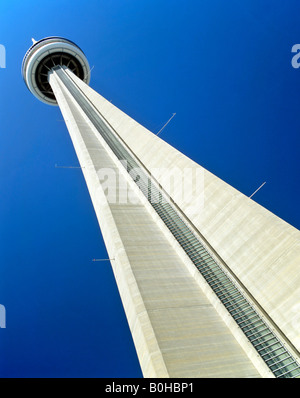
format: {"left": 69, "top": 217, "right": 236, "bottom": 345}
{"left": 22, "top": 37, "right": 300, "bottom": 378}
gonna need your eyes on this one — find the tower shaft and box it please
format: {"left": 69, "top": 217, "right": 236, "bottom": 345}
{"left": 22, "top": 36, "right": 300, "bottom": 378}
{"left": 47, "top": 66, "right": 300, "bottom": 378}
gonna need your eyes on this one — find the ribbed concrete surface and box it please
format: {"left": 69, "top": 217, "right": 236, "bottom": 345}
{"left": 70, "top": 71, "right": 300, "bottom": 356}
{"left": 49, "top": 69, "right": 262, "bottom": 377}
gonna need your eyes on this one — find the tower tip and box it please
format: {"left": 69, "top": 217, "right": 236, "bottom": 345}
{"left": 31, "top": 38, "right": 37, "bottom": 44}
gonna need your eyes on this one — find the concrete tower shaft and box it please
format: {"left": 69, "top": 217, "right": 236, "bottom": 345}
{"left": 22, "top": 37, "right": 90, "bottom": 105}
{"left": 22, "top": 38, "right": 300, "bottom": 378}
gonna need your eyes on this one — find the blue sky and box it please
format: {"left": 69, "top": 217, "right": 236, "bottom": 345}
{"left": 0, "top": 0, "right": 300, "bottom": 378}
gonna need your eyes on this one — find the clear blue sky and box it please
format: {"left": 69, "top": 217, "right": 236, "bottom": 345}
{"left": 0, "top": 0, "right": 299, "bottom": 377}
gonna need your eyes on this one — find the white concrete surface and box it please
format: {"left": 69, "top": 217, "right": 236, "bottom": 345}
{"left": 69, "top": 71, "right": 300, "bottom": 358}
{"left": 48, "top": 69, "right": 267, "bottom": 377}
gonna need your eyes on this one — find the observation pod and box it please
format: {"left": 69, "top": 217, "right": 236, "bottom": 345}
{"left": 22, "top": 37, "right": 90, "bottom": 105}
